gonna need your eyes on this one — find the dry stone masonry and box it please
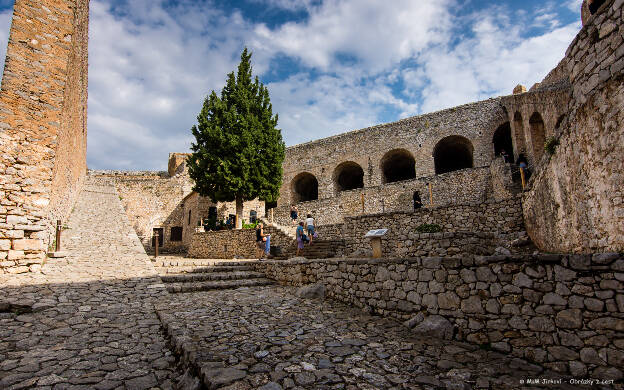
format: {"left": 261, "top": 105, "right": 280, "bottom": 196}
{"left": 254, "top": 253, "right": 624, "bottom": 380}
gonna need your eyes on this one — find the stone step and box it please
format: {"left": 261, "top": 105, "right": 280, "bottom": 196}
{"left": 166, "top": 278, "right": 275, "bottom": 293}
{"left": 160, "top": 271, "right": 266, "bottom": 283}
{"left": 155, "top": 265, "right": 255, "bottom": 274}
{"left": 153, "top": 259, "right": 255, "bottom": 268}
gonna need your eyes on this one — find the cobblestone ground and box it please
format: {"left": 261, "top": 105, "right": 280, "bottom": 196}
{"left": 0, "top": 178, "right": 179, "bottom": 390}
{"left": 157, "top": 286, "right": 582, "bottom": 390}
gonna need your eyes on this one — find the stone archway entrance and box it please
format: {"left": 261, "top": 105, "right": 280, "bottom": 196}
{"left": 433, "top": 136, "right": 474, "bottom": 174}
{"left": 291, "top": 172, "right": 319, "bottom": 203}
{"left": 381, "top": 149, "right": 416, "bottom": 183}
{"left": 333, "top": 161, "right": 364, "bottom": 192}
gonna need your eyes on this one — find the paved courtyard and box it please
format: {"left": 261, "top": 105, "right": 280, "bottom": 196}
{"left": 0, "top": 178, "right": 602, "bottom": 389}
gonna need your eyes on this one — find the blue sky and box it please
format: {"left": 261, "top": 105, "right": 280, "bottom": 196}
{"left": 0, "top": 0, "right": 583, "bottom": 170}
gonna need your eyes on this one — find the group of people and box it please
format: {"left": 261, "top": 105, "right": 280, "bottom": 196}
{"left": 291, "top": 205, "right": 316, "bottom": 256}
{"left": 253, "top": 206, "right": 317, "bottom": 259}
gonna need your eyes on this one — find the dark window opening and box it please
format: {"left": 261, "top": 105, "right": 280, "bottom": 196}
{"left": 151, "top": 228, "right": 164, "bottom": 247}
{"left": 334, "top": 161, "right": 364, "bottom": 192}
{"left": 265, "top": 201, "right": 277, "bottom": 215}
{"left": 381, "top": 149, "right": 416, "bottom": 184}
{"left": 250, "top": 210, "right": 257, "bottom": 223}
{"left": 529, "top": 112, "right": 546, "bottom": 162}
{"left": 555, "top": 115, "right": 565, "bottom": 130}
{"left": 434, "top": 135, "right": 474, "bottom": 174}
{"left": 188, "top": 210, "right": 192, "bottom": 225}
{"left": 493, "top": 122, "right": 513, "bottom": 161}
{"left": 291, "top": 172, "right": 319, "bottom": 203}
{"left": 413, "top": 192, "right": 422, "bottom": 210}
{"left": 589, "top": 0, "right": 605, "bottom": 14}
{"left": 170, "top": 226, "right": 183, "bottom": 241}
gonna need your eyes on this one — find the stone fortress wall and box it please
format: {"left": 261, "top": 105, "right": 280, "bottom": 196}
{"left": 273, "top": 61, "right": 570, "bottom": 230}
{"left": 90, "top": 154, "right": 265, "bottom": 253}
{"left": 0, "top": 0, "right": 89, "bottom": 274}
{"left": 519, "top": 0, "right": 624, "bottom": 254}
{"left": 269, "top": 0, "right": 624, "bottom": 256}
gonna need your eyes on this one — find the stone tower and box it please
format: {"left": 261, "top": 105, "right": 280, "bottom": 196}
{"left": 0, "top": 0, "right": 89, "bottom": 273}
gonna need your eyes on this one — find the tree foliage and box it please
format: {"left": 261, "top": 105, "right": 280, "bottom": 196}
{"left": 188, "top": 49, "right": 285, "bottom": 215}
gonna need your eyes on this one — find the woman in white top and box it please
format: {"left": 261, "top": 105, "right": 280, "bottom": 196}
{"left": 305, "top": 214, "right": 315, "bottom": 244}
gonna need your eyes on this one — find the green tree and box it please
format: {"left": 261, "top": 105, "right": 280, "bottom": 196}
{"left": 188, "top": 48, "right": 285, "bottom": 229}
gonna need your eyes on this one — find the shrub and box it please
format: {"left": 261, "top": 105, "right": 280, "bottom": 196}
{"left": 242, "top": 219, "right": 260, "bottom": 229}
{"left": 415, "top": 223, "right": 442, "bottom": 233}
{"left": 544, "top": 137, "right": 559, "bottom": 155}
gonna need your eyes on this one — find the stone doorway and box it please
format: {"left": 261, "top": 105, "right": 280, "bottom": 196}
{"left": 152, "top": 227, "right": 164, "bottom": 247}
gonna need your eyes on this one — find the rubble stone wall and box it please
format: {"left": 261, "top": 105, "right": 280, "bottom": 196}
{"left": 91, "top": 163, "right": 265, "bottom": 253}
{"left": 90, "top": 170, "right": 193, "bottom": 253}
{"left": 255, "top": 253, "right": 624, "bottom": 378}
{"left": 273, "top": 167, "right": 492, "bottom": 226}
{"left": 521, "top": 0, "right": 624, "bottom": 253}
{"left": 315, "top": 197, "right": 525, "bottom": 257}
{"left": 188, "top": 230, "right": 257, "bottom": 259}
{"left": 0, "top": 0, "right": 89, "bottom": 274}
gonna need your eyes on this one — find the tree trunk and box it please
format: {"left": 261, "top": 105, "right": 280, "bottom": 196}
{"left": 235, "top": 195, "right": 243, "bottom": 229}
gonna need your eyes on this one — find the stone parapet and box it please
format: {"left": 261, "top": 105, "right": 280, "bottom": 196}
{"left": 254, "top": 253, "right": 624, "bottom": 378}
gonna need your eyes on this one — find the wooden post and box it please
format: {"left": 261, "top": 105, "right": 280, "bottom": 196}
{"left": 520, "top": 167, "right": 526, "bottom": 190}
{"left": 154, "top": 231, "right": 159, "bottom": 258}
{"left": 371, "top": 237, "right": 382, "bottom": 258}
{"left": 428, "top": 183, "right": 434, "bottom": 206}
{"left": 361, "top": 193, "right": 365, "bottom": 213}
{"left": 270, "top": 208, "right": 274, "bottom": 224}
{"left": 55, "top": 220, "right": 61, "bottom": 252}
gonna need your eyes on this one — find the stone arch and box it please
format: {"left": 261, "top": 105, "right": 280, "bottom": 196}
{"left": 333, "top": 161, "right": 364, "bottom": 192}
{"left": 529, "top": 112, "right": 546, "bottom": 162}
{"left": 291, "top": 172, "right": 318, "bottom": 203}
{"left": 492, "top": 122, "right": 513, "bottom": 158}
{"left": 433, "top": 136, "right": 474, "bottom": 174}
{"left": 513, "top": 111, "right": 526, "bottom": 159}
{"left": 380, "top": 149, "right": 416, "bottom": 184}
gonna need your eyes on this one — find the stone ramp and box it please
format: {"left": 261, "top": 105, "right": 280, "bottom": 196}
{"left": 0, "top": 176, "right": 181, "bottom": 389}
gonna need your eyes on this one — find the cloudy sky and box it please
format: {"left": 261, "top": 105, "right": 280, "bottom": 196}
{"left": 0, "top": 0, "right": 582, "bottom": 170}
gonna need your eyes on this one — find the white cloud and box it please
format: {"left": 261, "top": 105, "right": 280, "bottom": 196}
{"left": 414, "top": 10, "right": 580, "bottom": 113}
{"left": 254, "top": 0, "right": 454, "bottom": 73}
{"left": 566, "top": 0, "right": 583, "bottom": 13}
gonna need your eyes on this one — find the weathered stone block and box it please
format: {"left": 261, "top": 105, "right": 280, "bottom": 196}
{"left": 12, "top": 238, "right": 43, "bottom": 251}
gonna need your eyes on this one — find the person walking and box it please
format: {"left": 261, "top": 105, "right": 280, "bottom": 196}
{"left": 305, "top": 213, "right": 315, "bottom": 245}
{"left": 295, "top": 221, "right": 305, "bottom": 256}
{"left": 255, "top": 223, "right": 271, "bottom": 259}
{"left": 290, "top": 204, "right": 298, "bottom": 225}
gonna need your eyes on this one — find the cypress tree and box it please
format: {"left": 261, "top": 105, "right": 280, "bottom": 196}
{"left": 188, "top": 48, "right": 285, "bottom": 229}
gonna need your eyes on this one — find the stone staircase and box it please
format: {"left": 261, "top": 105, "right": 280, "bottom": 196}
{"left": 154, "top": 258, "right": 274, "bottom": 293}
{"left": 262, "top": 223, "right": 344, "bottom": 260}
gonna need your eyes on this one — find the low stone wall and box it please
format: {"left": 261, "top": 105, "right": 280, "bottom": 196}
{"left": 254, "top": 253, "right": 624, "bottom": 378}
{"left": 317, "top": 197, "right": 524, "bottom": 257}
{"left": 187, "top": 230, "right": 257, "bottom": 258}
